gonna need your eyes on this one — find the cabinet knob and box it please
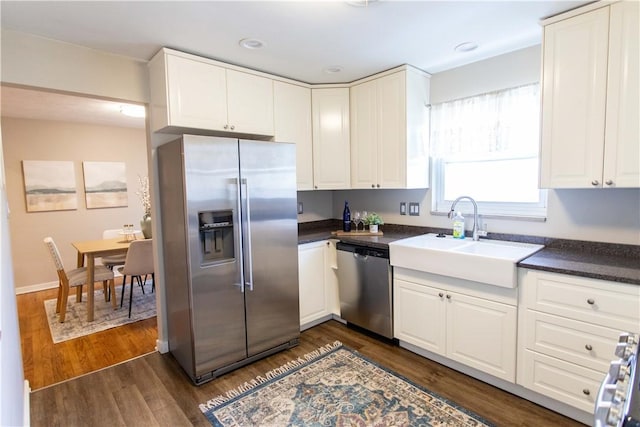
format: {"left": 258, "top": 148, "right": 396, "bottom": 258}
{"left": 314, "top": 185, "right": 318, "bottom": 189}
{"left": 582, "top": 388, "right": 590, "bottom": 396}
{"left": 224, "top": 124, "right": 229, "bottom": 130}
{"left": 371, "top": 184, "right": 375, "bottom": 188}
{"left": 587, "top": 298, "right": 595, "bottom": 305}
{"left": 230, "top": 125, "right": 235, "bottom": 130}
{"left": 326, "top": 241, "right": 330, "bottom": 246}
{"left": 377, "top": 184, "right": 380, "bottom": 188}
{"left": 605, "top": 180, "right": 613, "bottom": 186}
{"left": 585, "top": 344, "right": 593, "bottom": 351}
{"left": 438, "top": 292, "right": 444, "bottom": 298}
{"left": 446, "top": 294, "right": 451, "bottom": 299}
{"left": 591, "top": 180, "right": 599, "bottom": 186}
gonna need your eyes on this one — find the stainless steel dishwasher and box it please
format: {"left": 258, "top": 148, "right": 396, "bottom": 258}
{"left": 336, "top": 242, "right": 393, "bottom": 339}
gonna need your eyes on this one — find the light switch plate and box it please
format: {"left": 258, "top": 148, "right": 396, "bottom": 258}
{"left": 297, "top": 202, "right": 303, "bottom": 214}
{"left": 409, "top": 202, "right": 420, "bottom": 216}
{"left": 400, "top": 202, "right": 406, "bottom": 215}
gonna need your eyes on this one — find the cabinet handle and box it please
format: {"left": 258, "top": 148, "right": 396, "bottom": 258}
{"left": 438, "top": 292, "right": 444, "bottom": 298}
{"left": 587, "top": 298, "right": 595, "bottom": 305}
{"left": 230, "top": 125, "right": 235, "bottom": 130}
{"left": 446, "top": 294, "right": 451, "bottom": 299}
{"left": 605, "top": 180, "right": 613, "bottom": 186}
{"left": 582, "top": 389, "right": 590, "bottom": 396}
{"left": 224, "top": 124, "right": 229, "bottom": 130}
{"left": 591, "top": 180, "right": 599, "bottom": 186}
{"left": 585, "top": 344, "right": 593, "bottom": 351}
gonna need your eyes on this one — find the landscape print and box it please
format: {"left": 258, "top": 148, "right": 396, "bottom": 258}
{"left": 22, "top": 160, "right": 78, "bottom": 212}
{"left": 83, "top": 161, "right": 128, "bottom": 209}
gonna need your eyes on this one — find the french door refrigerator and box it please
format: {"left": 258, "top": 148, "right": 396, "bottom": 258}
{"left": 158, "top": 135, "right": 300, "bottom": 385}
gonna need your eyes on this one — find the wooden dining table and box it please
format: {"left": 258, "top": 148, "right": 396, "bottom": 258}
{"left": 71, "top": 237, "right": 132, "bottom": 322}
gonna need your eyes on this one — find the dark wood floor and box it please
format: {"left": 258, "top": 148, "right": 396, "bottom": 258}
{"left": 17, "top": 283, "right": 158, "bottom": 390}
{"left": 30, "top": 320, "right": 585, "bottom": 426}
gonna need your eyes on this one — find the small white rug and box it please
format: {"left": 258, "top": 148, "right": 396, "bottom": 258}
{"left": 44, "top": 283, "right": 156, "bottom": 343}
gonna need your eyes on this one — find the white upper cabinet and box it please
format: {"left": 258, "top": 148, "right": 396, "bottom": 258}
{"left": 149, "top": 49, "right": 274, "bottom": 137}
{"left": 540, "top": 3, "right": 639, "bottom": 188}
{"left": 274, "top": 82, "right": 313, "bottom": 190}
{"left": 311, "top": 88, "right": 351, "bottom": 190}
{"left": 603, "top": 1, "right": 640, "bottom": 188}
{"left": 350, "top": 69, "right": 430, "bottom": 189}
{"left": 226, "top": 69, "right": 274, "bottom": 136}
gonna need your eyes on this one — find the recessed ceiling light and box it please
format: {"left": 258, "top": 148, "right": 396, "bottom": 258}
{"left": 454, "top": 42, "right": 478, "bottom": 53}
{"left": 120, "top": 104, "right": 145, "bottom": 118}
{"left": 346, "top": 0, "right": 379, "bottom": 7}
{"left": 324, "top": 66, "right": 343, "bottom": 74}
{"left": 239, "top": 38, "right": 265, "bottom": 49}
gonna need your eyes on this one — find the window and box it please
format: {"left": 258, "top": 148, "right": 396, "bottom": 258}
{"left": 430, "top": 83, "right": 546, "bottom": 218}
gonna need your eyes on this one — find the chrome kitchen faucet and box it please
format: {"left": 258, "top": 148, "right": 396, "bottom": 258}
{"left": 448, "top": 196, "right": 480, "bottom": 241}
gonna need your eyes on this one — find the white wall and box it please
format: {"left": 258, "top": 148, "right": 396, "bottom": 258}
{"left": 1, "top": 30, "right": 149, "bottom": 103}
{"left": 0, "top": 126, "right": 26, "bottom": 427}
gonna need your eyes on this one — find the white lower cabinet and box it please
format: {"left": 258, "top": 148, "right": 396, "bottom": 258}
{"left": 517, "top": 269, "right": 640, "bottom": 413}
{"left": 394, "top": 272, "right": 517, "bottom": 382}
{"left": 298, "top": 240, "right": 339, "bottom": 328}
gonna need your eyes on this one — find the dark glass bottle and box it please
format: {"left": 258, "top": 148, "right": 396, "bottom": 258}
{"left": 342, "top": 201, "right": 351, "bottom": 232}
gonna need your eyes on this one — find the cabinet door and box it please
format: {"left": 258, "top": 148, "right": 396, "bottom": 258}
{"left": 377, "top": 72, "right": 406, "bottom": 188}
{"left": 312, "top": 88, "right": 351, "bottom": 189}
{"left": 603, "top": 1, "right": 640, "bottom": 188}
{"left": 274, "top": 82, "right": 313, "bottom": 190}
{"left": 446, "top": 291, "right": 517, "bottom": 381}
{"left": 540, "top": 7, "right": 610, "bottom": 188}
{"left": 350, "top": 80, "right": 378, "bottom": 189}
{"left": 298, "top": 242, "right": 327, "bottom": 326}
{"left": 227, "top": 69, "right": 274, "bottom": 136}
{"left": 166, "top": 54, "right": 228, "bottom": 131}
{"left": 394, "top": 279, "right": 446, "bottom": 355}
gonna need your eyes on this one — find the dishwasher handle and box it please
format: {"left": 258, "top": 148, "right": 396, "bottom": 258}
{"left": 336, "top": 242, "right": 389, "bottom": 259}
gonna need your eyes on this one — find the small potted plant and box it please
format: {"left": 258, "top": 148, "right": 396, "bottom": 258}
{"left": 364, "top": 212, "right": 384, "bottom": 233}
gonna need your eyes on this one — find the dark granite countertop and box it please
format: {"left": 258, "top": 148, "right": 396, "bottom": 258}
{"left": 298, "top": 220, "right": 640, "bottom": 286}
{"left": 519, "top": 247, "right": 640, "bottom": 285}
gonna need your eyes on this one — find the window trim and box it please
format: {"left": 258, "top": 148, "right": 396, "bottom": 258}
{"left": 429, "top": 83, "right": 547, "bottom": 220}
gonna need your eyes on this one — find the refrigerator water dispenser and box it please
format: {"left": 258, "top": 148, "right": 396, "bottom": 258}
{"left": 198, "top": 210, "right": 234, "bottom": 264}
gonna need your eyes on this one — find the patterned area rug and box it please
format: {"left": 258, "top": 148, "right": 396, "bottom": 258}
{"left": 200, "top": 341, "right": 493, "bottom": 427}
{"left": 44, "top": 284, "right": 156, "bottom": 343}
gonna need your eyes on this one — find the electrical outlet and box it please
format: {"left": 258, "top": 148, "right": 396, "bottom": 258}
{"left": 297, "top": 202, "right": 303, "bottom": 214}
{"left": 409, "top": 202, "right": 420, "bottom": 216}
{"left": 400, "top": 202, "right": 407, "bottom": 215}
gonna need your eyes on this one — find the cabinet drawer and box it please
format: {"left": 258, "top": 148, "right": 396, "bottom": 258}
{"left": 520, "top": 349, "right": 603, "bottom": 413}
{"left": 522, "top": 270, "right": 640, "bottom": 331}
{"left": 523, "top": 310, "right": 619, "bottom": 372}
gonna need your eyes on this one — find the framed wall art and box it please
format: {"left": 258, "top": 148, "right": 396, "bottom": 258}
{"left": 82, "top": 161, "right": 128, "bottom": 209}
{"left": 22, "top": 160, "right": 78, "bottom": 212}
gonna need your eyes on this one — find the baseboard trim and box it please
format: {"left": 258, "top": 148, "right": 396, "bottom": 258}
{"left": 23, "top": 379, "right": 31, "bottom": 426}
{"left": 15, "top": 281, "right": 58, "bottom": 295}
{"left": 156, "top": 339, "right": 169, "bottom": 354}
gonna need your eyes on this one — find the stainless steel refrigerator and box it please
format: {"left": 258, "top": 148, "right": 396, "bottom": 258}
{"left": 158, "top": 135, "right": 300, "bottom": 385}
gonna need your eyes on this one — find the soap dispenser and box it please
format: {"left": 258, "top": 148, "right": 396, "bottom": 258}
{"left": 452, "top": 211, "right": 465, "bottom": 239}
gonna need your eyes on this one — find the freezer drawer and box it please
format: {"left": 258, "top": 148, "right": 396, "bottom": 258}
{"left": 336, "top": 243, "right": 393, "bottom": 339}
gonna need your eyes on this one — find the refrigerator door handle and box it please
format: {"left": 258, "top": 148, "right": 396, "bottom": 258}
{"left": 241, "top": 178, "right": 254, "bottom": 292}
{"left": 234, "top": 177, "right": 245, "bottom": 293}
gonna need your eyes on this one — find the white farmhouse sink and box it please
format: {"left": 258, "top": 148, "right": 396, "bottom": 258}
{"left": 389, "top": 234, "right": 544, "bottom": 288}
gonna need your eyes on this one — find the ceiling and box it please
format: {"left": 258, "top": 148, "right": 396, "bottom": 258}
{"left": 0, "top": 0, "right": 589, "bottom": 128}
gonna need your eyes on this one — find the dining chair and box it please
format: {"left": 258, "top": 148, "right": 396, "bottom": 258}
{"left": 118, "top": 239, "right": 154, "bottom": 318}
{"left": 100, "top": 228, "right": 142, "bottom": 271}
{"left": 43, "top": 237, "right": 117, "bottom": 323}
